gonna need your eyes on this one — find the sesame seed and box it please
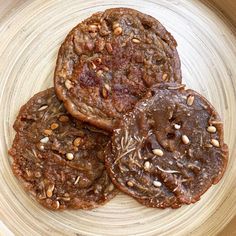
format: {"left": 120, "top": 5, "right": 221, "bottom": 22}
{"left": 40, "top": 137, "right": 49, "bottom": 143}
{"left": 66, "top": 153, "right": 74, "bottom": 160}
{"left": 152, "top": 149, "right": 164, "bottom": 157}
{"left": 207, "top": 126, "right": 216, "bottom": 133}
{"left": 144, "top": 161, "right": 151, "bottom": 171}
{"left": 187, "top": 95, "right": 194, "bottom": 106}
{"left": 65, "top": 79, "right": 73, "bottom": 90}
{"left": 211, "top": 139, "right": 220, "bottom": 147}
{"left": 174, "top": 124, "right": 181, "bottom": 130}
{"left": 153, "top": 180, "right": 162, "bottom": 187}
{"left": 127, "top": 181, "right": 134, "bottom": 187}
{"left": 182, "top": 135, "right": 190, "bottom": 144}
{"left": 114, "top": 27, "right": 122, "bottom": 35}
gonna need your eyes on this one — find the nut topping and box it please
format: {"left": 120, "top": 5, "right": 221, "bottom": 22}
{"left": 105, "top": 42, "right": 113, "bottom": 53}
{"left": 46, "top": 184, "right": 55, "bottom": 198}
{"left": 88, "top": 24, "right": 98, "bottom": 32}
{"left": 144, "top": 161, "right": 151, "bottom": 171}
{"left": 44, "top": 129, "right": 52, "bottom": 136}
{"left": 104, "top": 84, "right": 111, "bottom": 91}
{"left": 127, "top": 181, "right": 134, "bottom": 187}
{"left": 174, "top": 124, "right": 181, "bottom": 130}
{"left": 96, "top": 70, "right": 103, "bottom": 77}
{"left": 162, "top": 73, "right": 168, "bottom": 81}
{"left": 102, "top": 87, "right": 108, "bottom": 98}
{"left": 108, "top": 184, "right": 114, "bottom": 192}
{"left": 207, "top": 126, "right": 216, "bottom": 133}
{"left": 55, "top": 201, "right": 60, "bottom": 210}
{"left": 152, "top": 149, "right": 164, "bottom": 157}
{"left": 89, "top": 61, "right": 97, "bottom": 70}
{"left": 211, "top": 139, "right": 220, "bottom": 147}
{"left": 114, "top": 26, "right": 122, "bottom": 35}
{"left": 153, "top": 180, "right": 162, "bottom": 187}
{"left": 132, "top": 38, "right": 141, "bottom": 43}
{"left": 182, "top": 135, "right": 190, "bottom": 144}
{"left": 50, "top": 123, "right": 59, "bottom": 130}
{"left": 9, "top": 88, "right": 115, "bottom": 210}
{"left": 112, "top": 22, "right": 120, "bottom": 29}
{"left": 38, "top": 105, "right": 48, "bottom": 111}
{"left": 95, "top": 58, "right": 102, "bottom": 64}
{"left": 73, "top": 137, "right": 82, "bottom": 147}
{"left": 187, "top": 95, "right": 194, "bottom": 106}
{"left": 205, "top": 143, "right": 213, "bottom": 148}
{"left": 40, "top": 137, "right": 49, "bottom": 143}
{"left": 66, "top": 153, "right": 74, "bottom": 160}
{"left": 59, "top": 115, "right": 69, "bottom": 122}
{"left": 65, "top": 79, "right": 73, "bottom": 90}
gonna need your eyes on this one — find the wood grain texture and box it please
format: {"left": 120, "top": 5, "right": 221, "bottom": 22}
{"left": 0, "top": 0, "right": 236, "bottom": 235}
{"left": 211, "top": 0, "right": 236, "bottom": 26}
{"left": 218, "top": 216, "right": 236, "bottom": 236}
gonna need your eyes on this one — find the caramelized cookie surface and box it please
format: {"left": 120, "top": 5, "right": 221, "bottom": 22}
{"left": 105, "top": 84, "right": 228, "bottom": 208}
{"left": 54, "top": 8, "right": 182, "bottom": 131}
{"left": 9, "top": 88, "right": 116, "bottom": 210}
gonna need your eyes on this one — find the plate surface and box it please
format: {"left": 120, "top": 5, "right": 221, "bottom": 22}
{"left": 0, "top": 0, "right": 236, "bottom": 235}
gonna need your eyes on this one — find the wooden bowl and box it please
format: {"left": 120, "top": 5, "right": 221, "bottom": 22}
{"left": 0, "top": 0, "right": 235, "bottom": 235}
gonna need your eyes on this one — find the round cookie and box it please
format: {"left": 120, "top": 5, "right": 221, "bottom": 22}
{"left": 9, "top": 88, "right": 116, "bottom": 210}
{"left": 105, "top": 84, "right": 228, "bottom": 208}
{"left": 54, "top": 8, "right": 182, "bottom": 131}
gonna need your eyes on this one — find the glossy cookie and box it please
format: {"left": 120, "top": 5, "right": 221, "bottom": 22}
{"left": 54, "top": 8, "right": 182, "bottom": 131}
{"left": 9, "top": 88, "right": 116, "bottom": 210}
{"left": 105, "top": 84, "right": 228, "bottom": 208}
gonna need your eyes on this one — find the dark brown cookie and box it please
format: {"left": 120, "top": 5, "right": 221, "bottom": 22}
{"left": 9, "top": 88, "right": 116, "bottom": 210}
{"left": 54, "top": 8, "right": 182, "bottom": 131}
{"left": 105, "top": 84, "right": 228, "bottom": 208}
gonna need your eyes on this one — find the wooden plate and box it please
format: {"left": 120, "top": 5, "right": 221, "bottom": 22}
{"left": 0, "top": 0, "right": 236, "bottom": 235}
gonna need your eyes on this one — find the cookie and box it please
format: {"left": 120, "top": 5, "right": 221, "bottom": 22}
{"left": 54, "top": 8, "right": 182, "bottom": 131}
{"left": 105, "top": 84, "right": 228, "bottom": 208}
{"left": 9, "top": 88, "right": 116, "bottom": 210}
